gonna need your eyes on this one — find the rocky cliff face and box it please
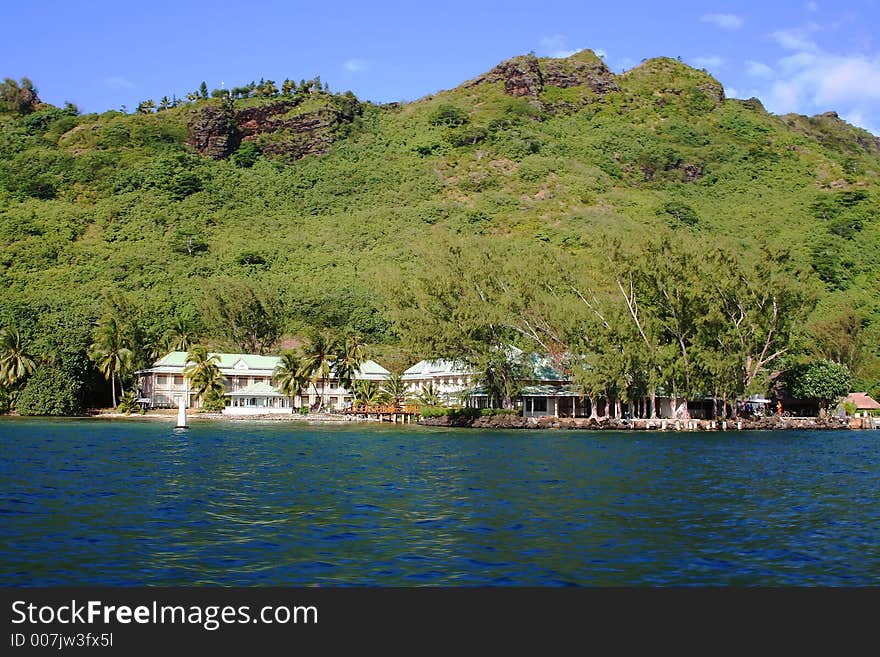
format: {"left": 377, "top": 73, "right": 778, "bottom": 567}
{"left": 464, "top": 51, "right": 619, "bottom": 100}
{"left": 187, "top": 104, "right": 239, "bottom": 159}
{"left": 187, "top": 95, "right": 360, "bottom": 161}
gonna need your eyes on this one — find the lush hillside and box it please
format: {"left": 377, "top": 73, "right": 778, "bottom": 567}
{"left": 1, "top": 51, "right": 878, "bottom": 411}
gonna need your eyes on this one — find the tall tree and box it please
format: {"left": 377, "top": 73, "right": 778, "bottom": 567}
{"left": 88, "top": 316, "right": 133, "bottom": 408}
{"left": 0, "top": 327, "right": 37, "bottom": 386}
{"left": 381, "top": 373, "right": 410, "bottom": 409}
{"left": 785, "top": 360, "right": 851, "bottom": 416}
{"left": 302, "top": 330, "right": 338, "bottom": 411}
{"left": 272, "top": 351, "right": 309, "bottom": 409}
{"left": 183, "top": 345, "right": 225, "bottom": 406}
{"left": 198, "top": 278, "right": 282, "bottom": 354}
{"left": 334, "top": 335, "right": 365, "bottom": 392}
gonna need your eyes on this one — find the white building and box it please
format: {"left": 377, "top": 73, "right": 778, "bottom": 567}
{"left": 402, "top": 350, "right": 583, "bottom": 418}
{"left": 402, "top": 359, "right": 474, "bottom": 404}
{"left": 137, "top": 351, "right": 390, "bottom": 415}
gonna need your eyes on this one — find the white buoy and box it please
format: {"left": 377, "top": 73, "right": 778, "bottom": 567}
{"left": 176, "top": 397, "right": 188, "bottom": 429}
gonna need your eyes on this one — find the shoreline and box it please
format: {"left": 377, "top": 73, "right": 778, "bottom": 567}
{"left": 2, "top": 411, "right": 876, "bottom": 430}
{"left": 417, "top": 414, "right": 876, "bottom": 431}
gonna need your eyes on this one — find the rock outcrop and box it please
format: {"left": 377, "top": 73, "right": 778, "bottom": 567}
{"left": 187, "top": 95, "right": 360, "bottom": 161}
{"left": 464, "top": 51, "right": 619, "bottom": 100}
{"left": 418, "top": 413, "right": 855, "bottom": 431}
{"left": 187, "top": 103, "right": 239, "bottom": 159}
{"left": 541, "top": 57, "right": 619, "bottom": 94}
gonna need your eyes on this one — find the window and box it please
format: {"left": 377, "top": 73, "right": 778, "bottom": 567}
{"left": 533, "top": 398, "right": 547, "bottom": 412}
{"left": 157, "top": 375, "right": 167, "bottom": 386}
{"left": 174, "top": 375, "right": 183, "bottom": 386}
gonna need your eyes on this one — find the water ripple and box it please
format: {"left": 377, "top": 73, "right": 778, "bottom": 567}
{"left": 1, "top": 419, "right": 879, "bottom": 586}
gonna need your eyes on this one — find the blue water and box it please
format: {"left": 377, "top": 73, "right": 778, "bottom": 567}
{"left": 1, "top": 418, "right": 878, "bottom": 586}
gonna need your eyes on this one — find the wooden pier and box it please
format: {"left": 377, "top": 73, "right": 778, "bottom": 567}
{"left": 345, "top": 404, "right": 422, "bottom": 424}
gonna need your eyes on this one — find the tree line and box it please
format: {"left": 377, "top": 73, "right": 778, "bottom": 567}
{"left": 135, "top": 76, "right": 333, "bottom": 114}
{"left": 388, "top": 228, "right": 856, "bottom": 419}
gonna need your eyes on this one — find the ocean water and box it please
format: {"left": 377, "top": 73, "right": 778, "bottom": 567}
{"left": 1, "top": 418, "right": 878, "bottom": 586}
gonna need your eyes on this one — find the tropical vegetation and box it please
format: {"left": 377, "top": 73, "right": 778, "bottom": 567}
{"left": 1, "top": 50, "right": 879, "bottom": 415}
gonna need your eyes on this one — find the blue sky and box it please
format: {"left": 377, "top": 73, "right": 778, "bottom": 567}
{"left": 3, "top": 1, "right": 879, "bottom": 134}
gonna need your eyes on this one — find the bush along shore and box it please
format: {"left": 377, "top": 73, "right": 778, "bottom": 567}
{"left": 417, "top": 412, "right": 866, "bottom": 431}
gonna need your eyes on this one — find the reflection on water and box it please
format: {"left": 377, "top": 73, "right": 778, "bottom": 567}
{"left": 1, "top": 418, "right": 879, "bottom": 586}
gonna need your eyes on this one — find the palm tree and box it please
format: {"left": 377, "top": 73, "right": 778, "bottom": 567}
{"left": 302, "top": 330, "right": 338, "bottom": 411}
{"left": 334, "top": 335, "right": 366, "bottom": 392}
{"left": 381, "top": 373, "right": 410, "bottom": 409}
{"left": 272, "top": 351, "right": 310, "bottom": 410}
{"left": 352, "top": 380, "right": 387, "bottom": 407}
{"left": 89, "top": 316, "right": 133, "bottom": 408}
{"left": 164, "top": 319, "right": 196, "bottom": 352}
{"left": 0, "top": 327, "right": 37, "bottom": 386}
{"left": 183, "top": 345, "right": 225, "bottom": 406}
{"left": 417, "top": 382, "right": 442, "bottom": 407}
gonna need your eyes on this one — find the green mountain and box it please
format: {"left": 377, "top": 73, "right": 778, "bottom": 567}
{"left": 1, "top": 51, "right": 878, "bottom": 409}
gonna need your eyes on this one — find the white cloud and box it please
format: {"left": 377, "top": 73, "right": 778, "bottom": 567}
{"left": 700, "top": 14, "right": 744, "bottom": 30}
{"left": 806, "top": 1, "right": 819, "bottom": 12}
{"left": 843, "top": 110, "right": 879, "bottom": 136}
{"left": 343, "top": 58, "right": 370, "bottom": 73}
{"left": 766, "top": 53, "right": 880, "bottom": 110}
{"left": 595, "top": 49, "right": 607, "bottom": 59}
{"left": 759, "top": 47, "right": 880, "bottom": 135}
{"left": 771, "top": 25, "right": 820, "bottom": 51}
{"left": 814, "top": 56, "right": 880, "bottom": 105}
{"left": 693, "top": 55, "right": 724, "bottom": 69}
{"left": 104, "top": 76, "right": 134, "bottom": 90}
{"left": 725, "top": 86, "right": 739, "bottom": 98}
{"left": 746, "top": 60, "right": 774, "bottom": 77}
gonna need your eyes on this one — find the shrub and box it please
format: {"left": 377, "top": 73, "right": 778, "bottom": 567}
{"left": 429, "top": 104, "right": 468, "bottom": 127}
{"left": 232, "top": 141, "right": 261, "bottom": 168}
{"left": 116, "top": 390, "right": 138, "bottom": 415}
{"left": 419, "top": 406, "right": 449, "bottom": 418}
{"left": 201, "top": 390, "right": 226, "bottom": 412}
{"left": 17, "top": 367, "right": 84, "bottom": 416}
{"left": 784, "top": 359, "right": 851, "bottom": 414}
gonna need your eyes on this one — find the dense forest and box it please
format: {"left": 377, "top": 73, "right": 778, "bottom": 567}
{"left": 0, "top": 49, "right": 878, "bottom": 415}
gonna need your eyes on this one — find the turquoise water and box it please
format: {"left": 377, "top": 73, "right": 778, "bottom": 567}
{"left": 1, "top": 418, "right": 878, "bottom": 586}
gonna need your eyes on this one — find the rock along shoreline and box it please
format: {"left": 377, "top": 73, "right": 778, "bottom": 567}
{"left": 417, "top": 414, "right": 872, "bottom": 431}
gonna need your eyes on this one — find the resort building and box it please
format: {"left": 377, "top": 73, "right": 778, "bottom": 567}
{"left": 402, "top": 359, "right": 475, "bottom": 405}
{"left": 137, "top": 351, "right": 391, "bottom": 415}
{"left": 467, "top": 351, "right": 581, "bottom": 418}
{"left": 843, "top": 392, "right": 880, "bottom": 416}
{"left": 402, "top": 349, "right": 586, "bottom": 418}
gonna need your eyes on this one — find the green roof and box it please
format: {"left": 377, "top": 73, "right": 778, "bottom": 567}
{"left": 353, "top": 359, "right": 392, "bottom": 379}
{"left": 469, "top": 384, "right": 581, "bottom": 397}
{"left": 154, "top": 351, "right": 281, "bottom": 370}
{"left": 151, "top": 352, "right": 390, "bottom": 379}
{"left": 227, "top": 381, "right": 284, "bottom": 397}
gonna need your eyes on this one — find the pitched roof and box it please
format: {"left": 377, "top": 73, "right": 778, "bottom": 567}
{"left": 154, "top": 351, "right": 280, "bottom": 371}
{"left": 845, "top": 392, "right": 880, "bottom": 410}
{"left": 402, "top": 351, "right": 568, "bottom": 382}
{"left": 150, "top": 352, "right": 390, "bottom": 379}
{"left": 523, "top": 353, "right": 567, "bottom": 382}
{"left": 402, "top": 359, "right": 473, "bottom": 378}
{"left": 470, "top": 384, "right": 581, "bottom": 397}
{"left": 348, "top": 359, "right": 392, "bottom": 380}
